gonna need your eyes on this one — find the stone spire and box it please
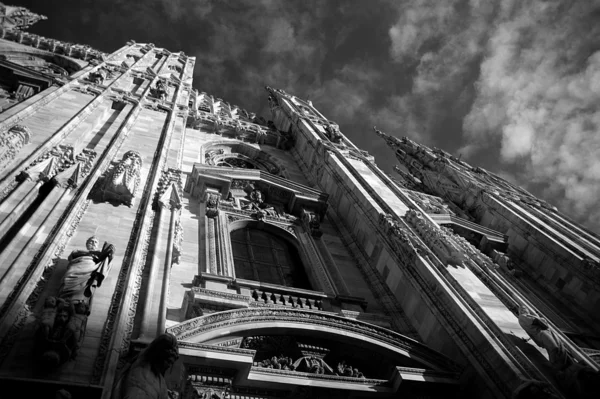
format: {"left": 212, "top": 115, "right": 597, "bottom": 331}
{"left": 0, "top": 3, "right": 47, "bottom": 31}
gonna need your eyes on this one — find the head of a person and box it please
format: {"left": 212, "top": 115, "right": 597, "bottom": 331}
{"left": 144, "top": 333, "right": 180, "bottom": 376}
{"left": 86, "top": 236, "right": 99, "bottom": 251}
{"left": 55, "top": 308, "right": 71, "bottom": 326}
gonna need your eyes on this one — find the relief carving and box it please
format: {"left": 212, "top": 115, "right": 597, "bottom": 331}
{"left": 0, "top": 124, "right": 31, "bottom": 171}
{"left": 92, "top": 150, "right": 142, "bottom": 206}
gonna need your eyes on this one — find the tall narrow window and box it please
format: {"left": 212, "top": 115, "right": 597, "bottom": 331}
{"left": 231, "top": 227, "right": 311, "bottom": 289}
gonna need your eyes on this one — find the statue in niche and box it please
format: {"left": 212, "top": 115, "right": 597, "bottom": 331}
{"left": 518, "top": 305, "right": 600, "bottom": 398}
{"left": 154, "top": 79, "right": 168, "bottom": 101}
{"left": 34, "top": 236, "right": 114, "bottom": 370}
{"left": 59, "top": 236, "right": 115, "bottom": 303}
{"left": 112, "top": 333, "right": 180, "bottom": 399}
{"left": 96, "top": 150, "right": 142, "bottom": 207}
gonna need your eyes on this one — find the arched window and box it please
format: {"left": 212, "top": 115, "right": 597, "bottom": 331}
{"left": 231, "top": 227, "right": 311, "bottom": 289}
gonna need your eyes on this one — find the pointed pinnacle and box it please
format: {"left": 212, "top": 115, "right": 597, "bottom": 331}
{"left": 23, "top": 156, "right": 59, "bottom": 181}
{"left": 158, "top": 182, "right": 182, "bottom": 210}
{"left": 373, "top": 126, "right": 403, "bottom": 149}
{"left": 53, "top": 162, "right": 82, "bottom": 188}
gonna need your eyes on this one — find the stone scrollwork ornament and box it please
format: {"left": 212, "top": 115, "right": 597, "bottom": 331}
{"left": 93, "top": 150, "right": 142, "bottom": 206}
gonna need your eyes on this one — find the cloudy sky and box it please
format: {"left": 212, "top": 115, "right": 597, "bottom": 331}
{"left": 16, "top": 0, "right": 600, "bottom": 232}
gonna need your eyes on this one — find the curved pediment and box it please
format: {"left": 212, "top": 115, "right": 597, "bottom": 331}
{"left": 167, "top": 307, "right": 460, "bottom": 374}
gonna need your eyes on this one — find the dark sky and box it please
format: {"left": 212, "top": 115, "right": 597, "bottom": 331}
{"left": 12, "top": 0, "right": 600, "bottom": 232}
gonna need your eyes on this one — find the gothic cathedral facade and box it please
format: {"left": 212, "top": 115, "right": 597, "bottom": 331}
{"left": 0, "top": 4, "right": 598, "bottom": 399}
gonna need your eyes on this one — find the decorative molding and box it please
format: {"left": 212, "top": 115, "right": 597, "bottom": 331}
{"left": 168, "top": 308, "right": 461, "bottom": 373}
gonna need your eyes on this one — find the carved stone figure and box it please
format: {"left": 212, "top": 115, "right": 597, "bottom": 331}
{"left": 242, "top": 189, "right": 277, "bottom": 216}
{"left": 97, "top": 150, "right": 142, "bottom": 206}
{"left": 292, "top": 355, "right": 333, "bottom": 375}
{"left": 88, "top": 68, "right": 108, "bottom": 85}
{"left": 155, "top": 79, "right": 168, "bottom": 101}
{"left": 336, "top": 361, "right": 365, "bottom": 379}
{"left": 323, "top": 123, "right": 343, "bottom": 144}
{"left": 33, "top": 237, "right": 112, "bottom": 370}
{"left": 112, "top": 333, "right": 180, "bottom": 399}
{"left": 59, "top": 236, "right": 115, "bottom": 304}
{"left": 34, "top": 300, "right": 78, "bottom": 370}
{"left": 205, "top": 192, "right": 220, "bottom": 218}
{"left": 518, "top": 305, "right": 600, "bottom": 398}
{"left": 257, "top": 355, "right": 295, "bottom": 370}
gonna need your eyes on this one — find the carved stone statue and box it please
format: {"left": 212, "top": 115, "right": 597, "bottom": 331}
{"left": 34, "top": 236, "right": 114, "bottom": 370}
{"left": 257, "top": 355, "right": 295, "bottom": 370}
{"left": 336, "top": 361, "right": 365, "bottom": 379}
{"left": 242, "top": 189, "right": 277, "bottom": 216}
{"left": 518, "top": 305, "right": 600, "bottom": 398}
{"left": 112, "top": 333, "right": 180, "bottom": 399}
{"left": 34, "top": 299, "right": 78, "bottom": 370}
{"left": 97, "top": 150, "right": 142, "bottom": 206}
{"left": 59, "top": 236, "right": 115, "bottom": 304}
{"left": 155, "top": 79, "right": 168, "bottom": 101}
{"left": 323, "top": 123, "right": 343, "bottom": 144}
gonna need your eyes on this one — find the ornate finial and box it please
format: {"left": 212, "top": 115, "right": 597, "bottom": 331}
{"left": 0, "top": 4, "right": 48, "bottom": 31}
{"left": 373, "top": 126, "right": 403, "bottom": 149}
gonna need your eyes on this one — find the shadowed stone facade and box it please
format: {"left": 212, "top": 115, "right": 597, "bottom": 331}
{"left": 0, "top": 4, "right": 598, "bottom": 399}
